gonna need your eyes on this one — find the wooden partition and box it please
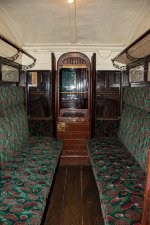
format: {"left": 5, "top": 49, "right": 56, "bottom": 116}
{"left": 26, "top": 70, "right": 53, "bottom": 137}
{"left": 95, "top": 70, "right": 122, "bottom": 137}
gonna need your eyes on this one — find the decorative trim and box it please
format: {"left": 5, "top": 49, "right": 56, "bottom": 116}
{"left": 22, "top": 45, "right": 124, "bottom": 53}
{"left": 98, "top": 50, "right": 112, "bottom": 59}
{"left": 111, "top": 59, "right": 126, "bottom": 71}
{"left": 0, "top": 34, "right": 36, "bottom": 70}
{"left": 22, "top": 59, "right": 36, "bottom": 71}
{"left": 6, "top": 50, "right": 20, "bottom": 61}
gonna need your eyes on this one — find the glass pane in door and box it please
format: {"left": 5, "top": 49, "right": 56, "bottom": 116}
{"left": 59, "top": 68, "right": 88, "bottom": 117}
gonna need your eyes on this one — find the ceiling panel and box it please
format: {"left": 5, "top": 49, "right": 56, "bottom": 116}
{"left": 0, "top": 0, "right": 149, "bottom": 48}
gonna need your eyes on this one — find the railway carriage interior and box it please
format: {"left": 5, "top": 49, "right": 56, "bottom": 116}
{"left": 0, "top": 0, "right": 150, "bottom": 224}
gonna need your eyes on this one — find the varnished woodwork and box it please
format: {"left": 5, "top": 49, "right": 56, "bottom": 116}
{"left": 26, "top": 70, "right": 53, "bottom": 136}
{"left": 57, "top": 121, "right": 90, "bottom": 165}
{"left": 51, "top": 52, "right": 56, "bottom": 138}
{"left": 57, "top": 132, "right": 89, "bottom": 139}
{"left": 63, "top": 139, "right": 87, "bottom": 146}
{"left": 91, "top": 53, "right": 96, "bottom": 138}
{"left": 43, "top": 166, "right": 104, "bottom": 225}
{"left": 57, "top": 52, "right": 90, "bottom": 68}
{"left": 56, "top": 52, "right": 93, "bottom": 165}
{"left": 61, "top": 167, "right": 82, "bottom": 225}
{"left": 96, "top": 71, "right": 121, "bottom": 119}
{"left": 61, "top": 145, "right": 87, "bottom": 153}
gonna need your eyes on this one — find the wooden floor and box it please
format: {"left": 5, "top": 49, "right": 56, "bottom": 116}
{"left": 44, "top": 166, "right": 104, "bottom": 225}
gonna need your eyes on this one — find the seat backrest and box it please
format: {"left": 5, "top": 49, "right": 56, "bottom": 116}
{"left": 119, "top": 87, "right": 150, "bottom": 172}
{"left": 0, "top": 86, "right": 29, "bottom": 162}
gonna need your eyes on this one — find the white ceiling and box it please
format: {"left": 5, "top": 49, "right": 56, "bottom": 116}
{"left": 0, "top": 0, "right": 150, "bottom": 49}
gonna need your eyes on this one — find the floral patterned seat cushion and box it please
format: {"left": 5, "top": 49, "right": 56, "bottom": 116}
{"left": 122, "top": 87, "right": 150, "bottom": 112}
{"left": 0, "top": 87, "right": 63, "bottom": 224}
{"left": 88, "top": 87, "right": 149, "bottom": 224}
{"left": 1, "top": 181, "right": 47, "bottom": 225}
{"left": 88, "top": 137, "right": 145, "bottom": 225}
{"left": 0, "top": 137, "right": 63, "bottom": 225}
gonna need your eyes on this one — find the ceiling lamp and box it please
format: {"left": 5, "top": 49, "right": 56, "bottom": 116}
{"left": 68, "top": 0, "right": 75, "bottom": 4}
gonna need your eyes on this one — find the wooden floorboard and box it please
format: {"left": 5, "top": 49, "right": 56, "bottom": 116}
{"left": 44, "top": 166, "right": 104, "bottom": 225}
{"left": 82, "top": 166, "right": 104, "bottom": 225}
{"left": 61, "top": 166, "right": 82, "bottom": 225}
{"left": 44, "top": 167, "right": 67, "bottom": 225}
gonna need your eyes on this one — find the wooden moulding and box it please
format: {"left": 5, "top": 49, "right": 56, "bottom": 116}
{"left": 141, "top": 146, "right": 150, "bottom": 225}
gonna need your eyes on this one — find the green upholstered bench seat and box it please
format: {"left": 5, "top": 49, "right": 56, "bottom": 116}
{"left": 0, "top": 137, "right": 63, "bottom": 225}
{"left": 0, "top": 87, "right": 63, "bottom": 225}
{"left": 87, "top": 87, "right": 150, "bottom": 225}
{"left": 88, "top": 137, "right": 145, "bottom": 224}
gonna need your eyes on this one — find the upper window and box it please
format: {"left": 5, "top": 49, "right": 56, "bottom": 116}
{"left": 129, "top": 65, "right": 144, "bottom": 82}
{"left": 1, "top": 65, "right": 19, "bottom": 82}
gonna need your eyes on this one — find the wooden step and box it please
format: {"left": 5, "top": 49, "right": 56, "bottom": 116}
{"left": 63, "top": 139, "right": 88, "bottom": 147}
{"left": 64, "top": 122, "right": 89, "bottom": 131}
{"left": 57, "top": 132, "right": 89, "bottom": 139}
{"left": 61, "top": 149, "right": 88, "bottom": 156}
{"left": 62, "top": 145, "right": 87, "bottom": 151}
{"left": 60, "top": 156, "right": 90, "bottom": 165}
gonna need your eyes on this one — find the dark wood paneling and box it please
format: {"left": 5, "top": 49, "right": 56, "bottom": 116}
{"left": 91, "top": 53, "right": 96, "bottom": 138}
{"left": 26, "top": 70, "right": 53, "bottom": 136}
{"left": 51, "top": 52, "right": 56, "bottom": 138}
{"left": 96, "top": 71, "right": 121, "bottom": 119}
{"left": 64, "top": 122, "right": 89, "bottom": 131}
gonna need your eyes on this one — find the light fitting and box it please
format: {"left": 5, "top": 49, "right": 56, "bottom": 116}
{"left": 68, "top": 0, "right": 75, "bottom": 4}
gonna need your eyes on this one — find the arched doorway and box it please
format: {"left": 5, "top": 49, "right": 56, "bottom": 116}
{"left": 55, "top": 52, "right": 96, "bottom": 165}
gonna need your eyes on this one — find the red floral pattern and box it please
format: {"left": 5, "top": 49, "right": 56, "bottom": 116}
{"left": 88, "top": 87, "right": 150, "bottom": 224}
{"left": 0, "top": 87, "right": 63, "bottom": 224}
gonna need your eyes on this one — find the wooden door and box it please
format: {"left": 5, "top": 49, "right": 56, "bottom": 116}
{"left": 91, "top": 53, "right": 96, "bottom": 138}
{"left": 55, "top": 52, "right": 92, "bottom": 165}
{"left": 51, "top": 52, "right": 56, "bottom": 137}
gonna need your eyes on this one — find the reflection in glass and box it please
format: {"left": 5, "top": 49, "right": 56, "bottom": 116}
{"left": 28, "top": 71, "right": 51, "bottom": 117}
{"left": 59, "top": 68, "right": 88, "bottom": 113}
